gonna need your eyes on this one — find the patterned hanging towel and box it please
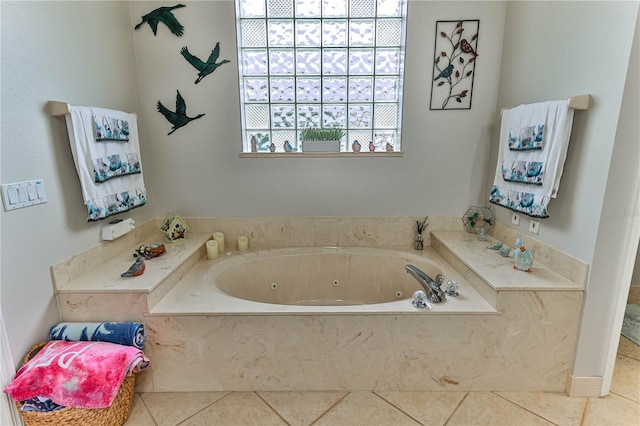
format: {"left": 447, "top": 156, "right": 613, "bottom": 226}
{"left": 66, "top": 105, "right": 147, "bottom": 221}
{"left": 490, "top": 100, "right": 574, "bottom": 218}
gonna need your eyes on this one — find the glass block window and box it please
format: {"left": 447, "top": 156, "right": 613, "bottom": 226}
{"left": 236, "top": 0, "right": 407, "bottom": 153}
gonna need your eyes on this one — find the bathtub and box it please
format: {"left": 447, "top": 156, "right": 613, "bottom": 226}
{"left": 152, "top": 246, "right": 495, "bottom": 315}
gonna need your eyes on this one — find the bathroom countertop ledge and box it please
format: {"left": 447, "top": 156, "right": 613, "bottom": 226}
{"left": 55, "top": 233, "right": 212, "bottom": 293}
{"left": 431, "top": 231, "right": 583, "bottom": 291}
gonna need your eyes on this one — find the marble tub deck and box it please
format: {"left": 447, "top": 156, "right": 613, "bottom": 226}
{"left": 51, "top": 217, "right": 587, "bottom": 394}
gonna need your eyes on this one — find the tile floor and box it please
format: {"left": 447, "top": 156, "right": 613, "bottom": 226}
{"left": 125, "top": 336, "right": 640, "bottom": 426}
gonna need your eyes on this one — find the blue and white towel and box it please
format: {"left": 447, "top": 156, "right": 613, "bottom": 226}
{"left": 490, "top": 100, "right": 574, "bottom": 218}
{"left": 49, "top": 322, "right": 146, "bottom": 349}
{"left": 66, "top": 105, "right": 147, "bottom": 221}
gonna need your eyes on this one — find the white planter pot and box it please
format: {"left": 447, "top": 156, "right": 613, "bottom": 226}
{"left": 301, "top": 140, "right": 341, "bottom": 152}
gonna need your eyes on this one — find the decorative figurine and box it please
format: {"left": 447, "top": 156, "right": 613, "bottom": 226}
{"left": 135, "top": 243, "right": 166, "bottom": 259}
{"left": 250, "top": 135, "right": 258, "bottom": 152}
{"left": 488, "top": 241, "right": 503, "bottom": 250}
{"left": 284, "top": 140, "right": 297, "bottom": 152}
{"left": 415, "top": 216, "right": 428, "bottom": 250}
{"left": 478, "top": 228, "right": 486, "bottom": 240}
{"left": 498, "top": 246, "right": 511, "bottom": 257}
{"left": 385, "top": 142, "right": 394, "bottom": 152}
{"left": 513, "top": 238, "right": 534, "bottom": 272}
{"left": 157, "top": 90, "right": 205, "bottom": 135}
{"left": 180, "top": 42, "right": 230, "bottom": 85}
{"left": 269, "top": 142, "right": 276, "bottom": 152}
{"left": 121, "top": 257, "right": 145, "bottom": 277}
{"left": 160, "top": 213, "right": 189, "bottom": 243}
{"left": 369, "top": 141, "right": 375, "bottom": 152}
{"left": 352, "top": 140, "right": 361, "bottom": 152}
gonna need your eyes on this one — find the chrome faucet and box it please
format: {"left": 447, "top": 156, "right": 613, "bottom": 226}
{"left": 405, "top": 265, "right": 446, "bottom": 303}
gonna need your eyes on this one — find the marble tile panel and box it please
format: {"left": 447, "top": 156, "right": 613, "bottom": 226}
{"left": 432, "top": 231, "right": 583, "bottom": 290}
{"left": 610, "top": 354, "right": 640, "bottom": 402}
{"left": 181, "top": 392, "right": 287, "bottom": 425}
{"left": 140, "top": 391, "right": 229, "bottom": 426}
{"left": 496, "top": 392, "right": 587, "bottom": 426}
{"left": 143, "top": 289, "right": 580, "bottom": 392}
{"left": 257, "top": 391, "right": 347, "bottom": 426}
{"left": 490, "top": 223, "right": 589, "bottom": 286}
{"left": 375, "top": 391, "right": 467, "bottom": 426}
{"left": 582, "top": 393, "right": 640, "bottom": 426}
{"left": 51, "top": 219, "right": 157, "bottom": 289}
{"left": 57, "top": 293, "right": 148, "bottom": 322}
{"left": 184, "top": 216, "right": 464, "bottom": 250}
{"left": 313, "top": 392, "right": 421, "bottom": 425}
{"left": 447, "top": 392, "right": 553, "bottom": 425}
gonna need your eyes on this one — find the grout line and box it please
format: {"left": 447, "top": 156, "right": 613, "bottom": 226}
{"left": 492, "top": 392, "right": 560, "bottom": 426}
{"left": 175, "top": 391, "right": 232, "bottom": 425}
{"left": 372, "top": 391, "right": 424, "bottom": 425}
{"left": 443, "top": 391, "right": 469, "bottom": 425}
{"left": 608, "top": 390, "right": 640, "bottom": 405}
{"left": 136, "top": 392, "right": 159, "bottom": 426}
{"left": 616, "top": 350, "right": 640, "bottom": 363}
{"left": 579, "top": 398, "right": 590, "bottom": 426}
{"left": 309, "top": 391, "right": 351, "bottom": 426}
{"left": 255, "top": 391, "right": 291, "bottom": 426}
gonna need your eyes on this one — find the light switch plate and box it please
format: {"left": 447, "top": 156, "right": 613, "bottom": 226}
{"left": 1, "top": 180, "right": 48, "bottom": 211}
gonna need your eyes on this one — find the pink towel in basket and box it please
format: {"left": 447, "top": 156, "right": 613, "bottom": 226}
{"left": 3, "top": 340, "right": 149, "bottom": 409}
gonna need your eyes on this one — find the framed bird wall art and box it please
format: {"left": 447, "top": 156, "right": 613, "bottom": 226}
{"left": 430, "top": 20, "right": 479, "bottom": 110}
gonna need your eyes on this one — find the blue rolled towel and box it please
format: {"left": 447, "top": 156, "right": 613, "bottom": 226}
{"left": 49, "top": 322, "right": 146, "bottom": 349}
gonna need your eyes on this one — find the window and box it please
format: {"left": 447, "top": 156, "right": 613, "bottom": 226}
{"left": 235, "top": 0, "right": 407, "bottom": 153}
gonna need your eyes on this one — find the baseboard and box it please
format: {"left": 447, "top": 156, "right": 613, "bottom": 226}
{"left": 565, "top": 375, "right": 603, "bottom": 397}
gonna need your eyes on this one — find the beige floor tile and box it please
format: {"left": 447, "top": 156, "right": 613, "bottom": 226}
{"left": 140, "top": 391, "right": 228, "bottom": 426}
{"left": 257, "top": 391, "right": 347, "bottom": 426}
{"left": 619, "top": 336, "right": 640, "bottom": 361}
{"left": 376, "top": 390, "right": 466, "bottom": 425}
{"left": 125, "top": 394, "right": 157, "bottom": 426}
{"left": 447, "top": 392, "right": 553, "bottom": 425}
{"left": 312, "top": 392, "right": 421, "bottom": 426}
{"left": 496, "top": 391, "right": 587, "bottom": 426}
{"left": 582, "top": 393, "right": 640, "bottom": 426}
{"left": 611, "top": 354, "right": 640, "bottom": 402}
{"left": 181, "top": 392, "right": 287, "bottom": 426}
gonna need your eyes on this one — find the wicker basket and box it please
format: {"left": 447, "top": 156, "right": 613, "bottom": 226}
{"left": 14, "top": 342, "right": 136, "bottom": 426}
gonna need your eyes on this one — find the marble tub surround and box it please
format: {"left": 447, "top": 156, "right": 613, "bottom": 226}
{"left": 144, "top": 289, "right": 582, "bottom": 392}
{"left": 149, "top": 246, "right": 496, "bottom": 315}
{"left": 178, "top": 216, "right": 464, "bottom": 250}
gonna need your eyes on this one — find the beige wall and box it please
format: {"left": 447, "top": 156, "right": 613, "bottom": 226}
{"left": 0, "top": 1, "right": 154, "bottom": 365}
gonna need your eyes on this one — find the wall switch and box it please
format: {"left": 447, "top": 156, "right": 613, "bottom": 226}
{"left": 529, "top": 220, "right": 540, "bottom": 234}
{"left": 511, "top": 213, "right": 520, "bottom": 226}
{"left": 1, "top": 180, "right": 48, "bottom": 211}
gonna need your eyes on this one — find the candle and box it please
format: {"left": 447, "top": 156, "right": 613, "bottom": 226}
{"left": 206, "top": 240, "right": 219, "bottom": 259}
{"left": 213, "top": 232, "right": 225, "bottom": 252}
{"left": 237, "top": 235, "right": 249, "bottom": 251}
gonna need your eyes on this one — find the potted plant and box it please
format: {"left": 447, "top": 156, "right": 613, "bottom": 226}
{"left": 300, "top": 128, "right": 344, "bottom": 152}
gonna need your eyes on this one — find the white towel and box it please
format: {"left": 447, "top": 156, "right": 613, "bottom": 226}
{"left": 66, "top": 105, "right": 147, "bottom": 221}
{"left": 489, "top": 100, "right": 574, "bottom": 218}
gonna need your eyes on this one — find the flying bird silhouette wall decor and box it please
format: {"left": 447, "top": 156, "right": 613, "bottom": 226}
{"left": 134, "top": 4, "right": 186, "bottom": 37}
{"left": 181, "top": 42, "right": 230, "bottom": 84}
{"left": 157, "top": 90, "right": 205, "bottom": 135}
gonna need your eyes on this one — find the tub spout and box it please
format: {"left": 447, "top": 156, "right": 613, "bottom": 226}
{"left": 405, "top": 265, "right": 446, "bottom": 303}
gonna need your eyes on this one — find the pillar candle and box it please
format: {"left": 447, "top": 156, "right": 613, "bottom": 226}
{"left": 206, "top": 240, "right": 219, "bottom": 259}
{"left": 237, "top": 235, "right": 249, "bottom": 251}
{"left": 213, "top": 232, "right": 225, "bottom": 252}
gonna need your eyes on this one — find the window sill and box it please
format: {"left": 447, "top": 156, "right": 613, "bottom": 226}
{"left": 239, "top": 152, "right": 404, "bottom": 158}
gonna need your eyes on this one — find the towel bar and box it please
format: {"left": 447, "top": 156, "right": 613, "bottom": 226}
{"left": 47, "top": 100, "right": 137, "bottom": 117}
{"left": 500, "top": 94, "right": 590, "bottom": 116}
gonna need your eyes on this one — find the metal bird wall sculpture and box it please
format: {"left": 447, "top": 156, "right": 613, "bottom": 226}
{"left": 180, "top": 42, "right": 230, "bottom": 84}
{"left": 134, "top": 4, "right": 186, "bottom": 37}
{"left": 157, "top": 90, "right": 205, "bottom": 135}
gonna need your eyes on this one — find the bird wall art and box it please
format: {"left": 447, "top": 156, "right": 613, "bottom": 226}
{"left": 134, "top": 4, "right": 186, "bottom": 37}
{"left": 430, "top": 20, "right": 479, "bottom": 110}
{"left": 157, "top": 90, "right": 205, "bottom": 135}
{"left": 180, "top": 42, "right": 230, "bottom": 84}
